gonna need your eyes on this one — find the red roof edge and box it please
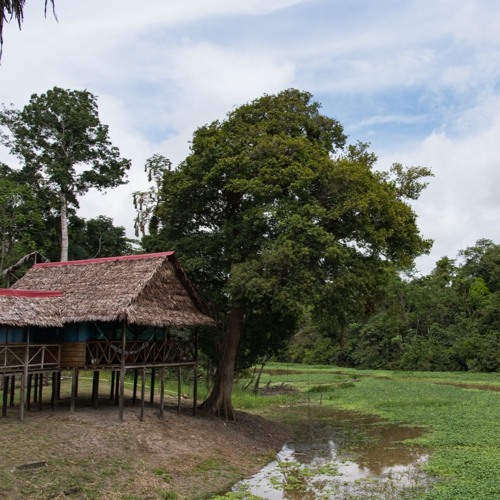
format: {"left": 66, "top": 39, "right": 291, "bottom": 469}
{"left": 32, "top": 251, "right": 175, "bottom": 268}
{"left": 0, "top": 289, "right": 63, "bottom": 298}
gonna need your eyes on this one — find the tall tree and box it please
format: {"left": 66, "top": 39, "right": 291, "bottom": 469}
{"left": 0, "top": 86, "right": 130, "bottom": 261}
{"left": 144, "top": 89, "right": 432, "bottom": 418}
{"left": 0, "top": 1, "right": 56, "bottom": 58}
{"left": 0, "top": 163, "right": 45, "bottom": 273}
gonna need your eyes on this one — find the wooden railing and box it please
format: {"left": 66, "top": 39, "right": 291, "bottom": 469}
{"left": 0, "top": 344, "right": 61, "bottom": 372}
{"left": 86, "top": 340, "right": 194, "bottom": 367}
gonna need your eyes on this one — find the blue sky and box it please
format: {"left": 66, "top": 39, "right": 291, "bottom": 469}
{"left": 1, "top": 0, "right": 499, "bottom": 274}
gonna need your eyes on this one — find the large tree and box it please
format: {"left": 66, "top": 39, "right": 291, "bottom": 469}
{"left": 143, "top": 89, "right": 432, "bottom": 418}
{"left": 0, "top": 86, "right": 130, "bottom": 261}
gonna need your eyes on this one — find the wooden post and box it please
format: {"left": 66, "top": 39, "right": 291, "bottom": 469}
{"left": 159, "top": 368, "right": 165, "bottom": 419}
{"left": 26, "top": 374, "right": 32, "bottom": 411}
{"left": 150, "top": 368, "right": 155, "bottom": 404}
{"left": 177, "top": 366, "right": 182, "bottom": 415}
{"left": 37, "top": 373, "right": 43, "bottom": 411}
{"left": 140, "top": 367, "right": 146, "bottom": 422}
{"left": 2, "top": 376, "right": 9, "bottom": 417}
{"left": 19, "top": 372, "right": 25, "bottom": 421}
{"left": 132, "top": 369, "right": 138, "bottom": 404}
{"left": 114, "top": 371, "right": 120, "bottom": 405}
{"left": 92, "top": 371, "right": 100, "bottom": 408}
{"left": 70, "top": 367, "right": 78, "bottom": 412}
{"left": 119, "top": 321, "right": 126, "bottom": 422}
{"left": 9, "top": 374, "right": 15, "bottom": 407}
{"left": 193, "top": 328, "right": 199, "bottom": 416}
{"left": 57, "top": 372, "right": 61, "bottom": 400}
{"left": 33, "top": 374, "right": 38, "bottom": 403}
{"left": 20, "top": 328, "right": 30, "bottom": 421}
{"left": 51, "top": 372, "right": 58, "bottom": 410}
{"left": 110, "top": 370, "right": 115, "bottom": 400}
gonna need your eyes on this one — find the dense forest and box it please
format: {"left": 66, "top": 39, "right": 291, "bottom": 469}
{"left": 281, "top": 238, "right": 500, "bottom": 372}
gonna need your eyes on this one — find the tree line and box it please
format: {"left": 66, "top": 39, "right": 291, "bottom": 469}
{"left": 1, "top": 86, "right": 497, "bottom": 420}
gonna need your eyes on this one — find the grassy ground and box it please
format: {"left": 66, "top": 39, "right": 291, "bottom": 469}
{"left": 231, "top": 363, "right": 500, "bottom": 499}
{"left": 1, "top": 366, "right": 499, "bottom": 499}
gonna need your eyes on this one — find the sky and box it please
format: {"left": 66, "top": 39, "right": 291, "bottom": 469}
{"left": 1, "top": 0, "right": 499, "bottom": 274}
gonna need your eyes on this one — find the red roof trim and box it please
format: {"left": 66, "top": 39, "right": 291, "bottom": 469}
{"left": 0, "top": 289, "right": 63, "bottom": 298}
{"left": 33, "top": 251, "right": 175, "bottom": 268}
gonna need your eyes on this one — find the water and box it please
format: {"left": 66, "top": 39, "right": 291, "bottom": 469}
{"left": 233, "top": 406, "right": 431, "bottom": 499}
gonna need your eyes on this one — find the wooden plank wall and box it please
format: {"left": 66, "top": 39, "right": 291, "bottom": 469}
{"left": 60, "top": 343, "right": 86, "bottom": 368}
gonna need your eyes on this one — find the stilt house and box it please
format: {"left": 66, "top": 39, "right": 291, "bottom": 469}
{"left": 0, "top": 289, "right": 64, "bottom": 419}
{"left": 2, "top": 252, "right": 214, "bottom": 420}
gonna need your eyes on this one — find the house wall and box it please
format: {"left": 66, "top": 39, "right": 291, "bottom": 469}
{"left": 0, "top": 326, "right": 25, "bottom": 343}
{"left": 60, "top": 342, "right": 86, "bottom": 368}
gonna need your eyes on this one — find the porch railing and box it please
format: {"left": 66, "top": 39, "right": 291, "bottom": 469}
{"left": 0, "top": 344, "right": 61, "bottom": 372}
{"left": 86, "top": 340, "right": 194, "bottom": 367}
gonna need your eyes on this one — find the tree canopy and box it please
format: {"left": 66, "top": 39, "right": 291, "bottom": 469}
{"left": 0, "top": 86, "right": 130, "bottom": 261}
{"left": 141, "top": 88, "right": 432, "bottom": 417}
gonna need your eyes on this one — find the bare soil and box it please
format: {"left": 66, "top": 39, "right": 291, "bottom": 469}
{"left": 0, "top": 403, "right": 291, "bottom": 499}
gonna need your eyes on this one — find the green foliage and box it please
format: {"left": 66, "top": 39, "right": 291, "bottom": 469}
{"left": 0, "top": 164, "right": 46, "bottom": 271}
{"left": 68, "top": 215, "right": 135, "bottom": 260}
{"left": 284, "top": 239, "right": 500, "bottom": 373}
{"left": 142, "top": 89, "right": 431, "bottom": 376}
{"left": 0, "top": 86, "right": 130, "bottom": 261}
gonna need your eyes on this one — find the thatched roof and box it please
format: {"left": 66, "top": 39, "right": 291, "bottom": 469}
{"left": 12, "top": 252, "right": 215, "bottom": 328}
{"left": 0, "top": 289, "right": 64, "bottom": 328}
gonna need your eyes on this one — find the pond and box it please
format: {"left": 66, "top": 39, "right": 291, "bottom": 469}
{"left": 232, "top": 406, "right": 432, "bottom": 499}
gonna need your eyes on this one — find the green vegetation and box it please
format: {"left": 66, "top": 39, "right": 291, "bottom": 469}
{"left": 233, "top": 363, "right": 500, "bottom": 499}
{"left": 140, "top": 88, "right": 432, "bottom": 417}
{"left": 282, "top": 239, "right": 500, "bottom": 373}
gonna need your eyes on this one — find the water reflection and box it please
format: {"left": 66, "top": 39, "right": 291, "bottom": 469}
{"left": 233, "top": 407, "right": 431, "bottom": 499}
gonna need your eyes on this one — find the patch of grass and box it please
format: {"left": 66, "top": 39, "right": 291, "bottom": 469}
{"left": 153, "top": 467, "right": 172, "bottom": 482}
{"left": 257, "top": 363, "right": 500, "bottom": 499}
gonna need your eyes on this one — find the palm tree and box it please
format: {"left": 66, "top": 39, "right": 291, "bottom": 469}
{"left": 1, "top": 1, "right": 56, "bottom": 57}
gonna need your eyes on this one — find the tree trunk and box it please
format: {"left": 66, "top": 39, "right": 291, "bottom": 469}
{"left": 199, "top": 305, "right": 244, "bottom": 420}
{"left": 59, "top": 191, "right": 69, "bottom": 262}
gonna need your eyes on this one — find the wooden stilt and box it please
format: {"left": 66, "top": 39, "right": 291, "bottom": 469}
{"left": 193, "top": 365, "right": 198, "bottom": 417}
{"left": 10, "top": 374, "right": 15, "bottom": 407}
{"left": 193, "top": 328, "right": 199, "bottom": 416}
{"left": 159, "top": 368, "right": 165, "bottom": 419}
{"left": 119, "top": 321, "right": 126, "bottom": 422}
{"left": 19, "top": 372, "right": 25, "bottom": 421}
{"left": 110, "top": 371, "right": 115, "bottom": 400}
{"left": 57, "top": 372, "right": 61, "bottom": 400}
{"left": 2, "top": 376, "right": 9, "bottom": 417}
{"left": 38, "top": 373, "right": 43, "bottom": 411}
{"left": 92, "top": 371, "right": 100, "bottom": 408}
{"left": 114, "top": 372, "right": 120, "bottom": 405}
{"left": 26, "top": 374, "right": 32, "bottom": 411}
{"left": 51, "top": 372, "right": 58, "bottom": 410}
{"left": 21, "top": 332, "right": 30, "bottom": 420}
{"left": 70, "top": 368, "right": 77, "bottom": 412}
{"left": 140, "top": 368, "right": 146, "bottom": 422}
{"left": 149, "top": 368, "right": 155, "bottom": 404}
{"left": 177, "top": 366, "right": 182, "bottom": 415}
{"left": 33, "top": 374, "right": 38, "bottom": 403}
{"left": 132, "top": 369, "right": 138, "bottom": 404}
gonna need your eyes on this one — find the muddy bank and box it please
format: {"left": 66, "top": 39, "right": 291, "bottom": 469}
{"left": 0, "top": 405, "right": 291, "bottom": 499}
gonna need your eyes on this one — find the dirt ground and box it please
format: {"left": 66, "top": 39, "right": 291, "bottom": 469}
{"left": 0, "top": 401, "right": 291, "bottom": 499}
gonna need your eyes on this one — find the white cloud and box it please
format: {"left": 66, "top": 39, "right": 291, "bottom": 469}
{"left": 1, "top": 0, "right": 500, "bottom": 272}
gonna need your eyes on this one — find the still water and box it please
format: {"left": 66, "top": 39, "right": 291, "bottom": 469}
{"left": 233, "top": 406, "right": 431, "bottom": 499}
